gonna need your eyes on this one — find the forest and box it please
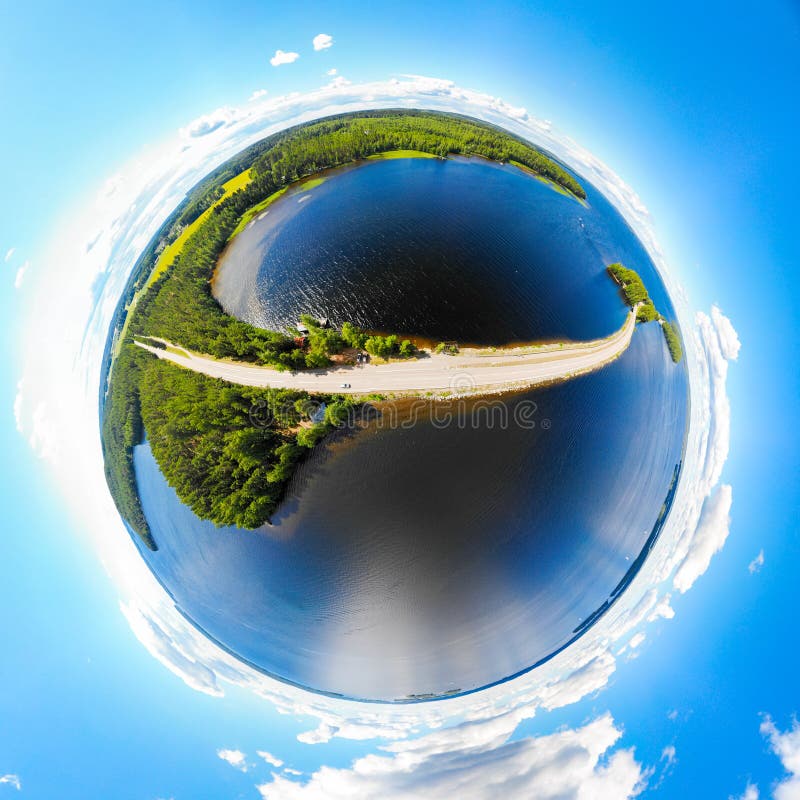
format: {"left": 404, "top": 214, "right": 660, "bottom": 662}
{"left": 139, "top": 360, "right": 358, "bottom": 530}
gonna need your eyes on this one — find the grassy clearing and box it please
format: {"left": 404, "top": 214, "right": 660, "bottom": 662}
{"left": 367, "top": 149, "right": 438, "bottom": 160}
{"left": 297, "top": 176, "right": 327, "bottom": 191}
{"left": 226, "top": 174, "right": 329, "bottom": 241}
{"left": 509, "top": 159, "right": 585, "bottom": 204}
{"left": 147, "top": 168, "right": 253, "bottom": 288}
{"left": 227, "top": 185, "right": 289, "bottom": 240}
{"left": 112, "top": 168, "right": 255, "bottom": 360}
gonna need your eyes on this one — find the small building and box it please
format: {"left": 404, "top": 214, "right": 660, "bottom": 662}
{"left": 296, "top": 322, "right": 309, "bottom": 335}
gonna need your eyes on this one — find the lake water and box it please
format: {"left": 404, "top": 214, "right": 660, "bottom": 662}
{"left": 133, "top": 156, "right": 688, "bottom": 702}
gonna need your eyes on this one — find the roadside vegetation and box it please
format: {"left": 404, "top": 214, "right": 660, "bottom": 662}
{"left": 606, "top": 262, "right": 684, "bottom": 364}
{"left": 340, "top": 321, "right": 417, "bottom": 360}
{"left": 101, "top": 109, "right": 588, "bottom": 546}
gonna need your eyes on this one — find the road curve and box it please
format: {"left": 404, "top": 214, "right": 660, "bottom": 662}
{"left": 134, "top": 308, "right": 638, "bottom": 397}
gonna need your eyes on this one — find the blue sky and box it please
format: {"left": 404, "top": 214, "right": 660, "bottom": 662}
{"left": 1, "top": 1, "right": 799, "bottom": 798}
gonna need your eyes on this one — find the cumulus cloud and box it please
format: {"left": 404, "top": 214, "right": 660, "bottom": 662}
{"left": 271, "top": 49, "right": 300, "bottom": 67}
{"left": 327, "top": 76, "right": 351, "bottom": 89}
{"left": 628, "top": 632, "right": 646, "bottom": 649}
{"left": 258, "top": 751, "right": 284, "bottom": 768}
{"left": 674, "top": 484, "right": 733, "bottom": 592}
{"left": 730, "top": 783, "right": 760, "bottom": 800}
{"left": 257, "top": 713, "right": 647, "bottom": 800}
{"left": 250, "top": 89, "right": 269, "bottom": 102}
{"left": 649, "top": 744, "right": 678, "bottom": 789}
{"left": 648, "top": 595, "right": 675, "bottom": 622}
{"left": 761, "top": 716, "right": 800, "bottom": 800}
{"left": 218, "top": 748, "right": 248, "bottom": 772}
{"left": 712, "top": 305, "right": 742, "bottom": 361}
{"left": 326, "top": 68, "right": 337, "bottom": 76}
{"left": 312, "top": 33, "right": 333, "bottom": 51}
{"left": 179, "top": 107, "right": 239, "bottom": 139}
{"left": 4, "top": 246, "right": 15, "bottom": 263}
{"left": 749, "top": 550, "right": 765, "bottom": 574}
{"left": 14, "top": 260, "right": 29, "bottom": 289}
{"left": 0, "top": 775, "right": 21, "bottom": 790}
{"left": 297, "top": 722, "right": 338, "bottom": 746}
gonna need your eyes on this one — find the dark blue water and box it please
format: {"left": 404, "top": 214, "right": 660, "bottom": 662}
{"left": 214, "top": 157, "right": 676, "bottom": 344}
{"left": 135, "top": 157, "right": 688, "bottom": 702}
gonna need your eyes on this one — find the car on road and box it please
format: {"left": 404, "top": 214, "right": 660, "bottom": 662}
{"left": 340, "top": 383, "right": 351, "bottom": 388}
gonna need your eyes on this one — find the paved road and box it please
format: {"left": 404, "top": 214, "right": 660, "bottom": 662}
{"left": 134, "top": 308, "right": 637, "bottom": 397}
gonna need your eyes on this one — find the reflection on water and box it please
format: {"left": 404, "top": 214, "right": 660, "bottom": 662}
{"left": 134, "top": 157, "right": 688, "bottom": 701}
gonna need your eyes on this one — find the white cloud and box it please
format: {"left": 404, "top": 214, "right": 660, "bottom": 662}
{"left": 326, "top": 68, "right": 337, "bottom": 76}
{"left": 250, "top": 89, "right": 269, "bottom": 102}
{"left": 218, "top": 748, "right": 248, "bottom": 772}
{"left": 4, "top": 247, "right": 15, "bottom": 263}
{"left": 674, "top": 484, "right": 733, "bottom": 592}
{"left": 312, "top": 33, "right": 333, "bottom": 51}
{"left": 712, "top": 304, "right": 741, "bottom": 361}
{"left": 648, "top": 744, "right": 678, "bottom": 789}
{"left": 14, "top": 260, "right": 29, "bottom": 289}
{"left": 179, "top": 107, "right": 239, "bottom": 139}
{"left": 0, "top": 775, "right": 21, "bottom": 791}
{"left": 298, "top": 722, "right": 338, "bottom": 745}
{"left": 761, "top": 716, "right": 800, "bottom": 800}
{"left": 730, "top": 783, "right": 760, "bottom": 800}
{"left": 257, "top": 713, "right": 647, "bottom": 800}
{"left": 628, "top": 632, "right": 646, "bottom": 650}
{"left": 271, "top": 49, "right": 300, "bottom": 67}
{"left": 327, "top": 76, "right": 351, "bottom": 89}
{"left": 258, "top": 751, "right": 284, "bottom": 768}
{"left": 749, "top": 550, "right": 765, "bottom": 574}
{"left": 648, "top": 595, "right": 675, "bottom": 622}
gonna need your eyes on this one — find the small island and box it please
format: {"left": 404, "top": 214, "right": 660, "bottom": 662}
{"left": 607, "top": 263, "right": 683, "bottom": 363}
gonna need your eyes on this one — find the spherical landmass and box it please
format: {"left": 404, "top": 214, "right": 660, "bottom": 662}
{"left": 101, "top": 110, "right": 688, "bottom": 702}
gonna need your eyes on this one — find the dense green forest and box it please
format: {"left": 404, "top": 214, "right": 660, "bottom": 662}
{"left": 102, "top": 344, "right": 154, "bottom": 547}
{"left": 606, "top": 262, "right": 684, "bottom": 363}
{"left": 249, "top": 113, "right": 586, "bottom": 198}
{"left": 106, "top": 110, "right": 581, "bottom": 544}
{"left": 140, "top": 361, "right": 358, "bottom": 529}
